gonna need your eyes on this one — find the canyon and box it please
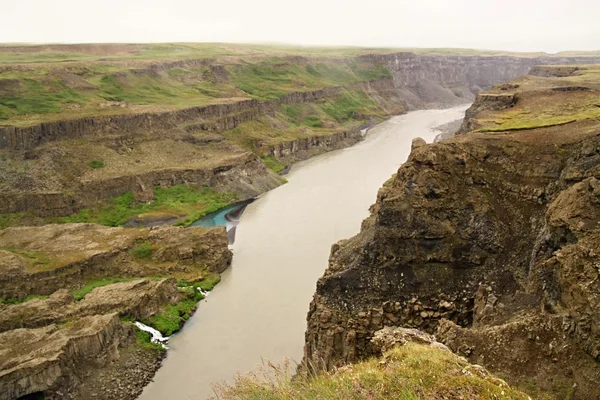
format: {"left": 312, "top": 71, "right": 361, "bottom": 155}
{"left": 2, "top": 43, "right": 600, "bottom": 399}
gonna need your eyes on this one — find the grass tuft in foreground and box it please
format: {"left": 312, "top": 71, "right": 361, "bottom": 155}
{"left": 214, "top": 343, "right": 532, "bottom": 400}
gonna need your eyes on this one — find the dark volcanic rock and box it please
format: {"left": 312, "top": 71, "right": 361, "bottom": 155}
{"left": 303, "top": 69, "right": 600, "bottom": 398}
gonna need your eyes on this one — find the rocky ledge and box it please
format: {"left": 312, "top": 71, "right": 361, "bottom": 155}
{"left": 304, "top": 65, "right": 600, "bottom": 399}
{"left": 0, "top": 223, "right": 232, "bottom": 399}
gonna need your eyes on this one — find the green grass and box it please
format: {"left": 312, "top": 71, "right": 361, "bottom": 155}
{"left": 145, "top": 297, "right": 198, "bottom": 336}
{"left": 477, "top": 100, "right": 600, "bottom": 132}
{"left": 214, "top": 343, "right": 532, "bottom": 400}
{"left": 56, "top": 184, "right": 237, "bottom": 227}
{"left": 193, "top": 272, "right": 221, "bottom": 291}
{"left": 130, "top": 241, "right": 154, "bottom": 260}
{"left": 0, "top": 78, "right": 86, "bottom": 120}
{"left": 320, "top": 91, "right": 380, "bottom": 122}
{"left": 143, "top": 273, "right": 222, "bottom": 336}
{"left": 72, "top": 277, "right": 133, "bottom": 301}
{"left": 303, "top": 115, "right": 323, "bottom": 128}
{"left": 0, "top": 246, "right": 49, "bottom": 266}
{"left": 0, "top": 213, "right": 24, "bottom": 229}
{"left": 281, "top": 105, "right": 301, "bottom": 120}
{"left": 88, "top": 160, "right": 105, "bottom": 169}
{"left": 229, "top": 58, "right": 393, "bottom": 101}
{"left": 350, "top": 61, "right": 393, "bottom": 81}
{"left": 261, "top": 156, "right": 286, "bottom": 174}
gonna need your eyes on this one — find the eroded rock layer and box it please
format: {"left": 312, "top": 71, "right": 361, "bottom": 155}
{"left": 0, "top": 223, "right": 232, "bottom": 399}
{"left": 304, "top": 65, "right": 600, "bottom": 398}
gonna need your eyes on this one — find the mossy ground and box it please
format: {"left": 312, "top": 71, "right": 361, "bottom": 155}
{"left": 474, "top": 66, "right": 600, "bottom": 134}
{"left": 72, "top": 277, "right": 137, "bottom": 301}
{"left": 214, "top": 343, "right": 533, "bottom": 400}
{"left": 0, "top": 48, "right": 393, "bottom": 127}
{"left": 141, "top": 273, "right": 220, "bottom": 336}
{"left": 52, "top": 184, "right": 237, "bottom": 227}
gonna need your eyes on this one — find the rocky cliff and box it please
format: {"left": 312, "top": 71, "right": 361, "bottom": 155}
{"left": 0, "top": 223, "right": 232, "bottom": 399}
{"left": 304, "top": 65, "right": 600, "bottom": 398}
{"left": 3, "top": 51, "right": 600, "bottom": 221}
{"left": 370, "top": 53, "right": 600, "bottom": 108}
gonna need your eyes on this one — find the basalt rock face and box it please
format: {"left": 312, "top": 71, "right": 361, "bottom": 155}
{"left": 304, "top": 68, "right": 600, "bottom": 398}
{"left": 0, "top": 152, "right": 280, "bottom": 217}
{"left": 3, "top": 54, "right": 600, "bottom": 219}
{"left": 0, "top": 313, "right": 127, "bottom": 400}
{"left": 0, "top": 223, "right": 232, "bottom": 299}
{"left": 369, "top": 53, "right": 600, "bottom": 109}
{"left": 0, "top": 223, "right": 232, "bottom": 400}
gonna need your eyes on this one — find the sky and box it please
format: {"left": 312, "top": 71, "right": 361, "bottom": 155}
{"left": 1, "top": 0, "right": 599, "bottom": 53}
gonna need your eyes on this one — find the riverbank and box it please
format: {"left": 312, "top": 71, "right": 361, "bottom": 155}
{"left": 137, "top": 106, "right": 468, "bottom": 400}
{"left": 0, "top": 223, "right": 230, "bottom": 400}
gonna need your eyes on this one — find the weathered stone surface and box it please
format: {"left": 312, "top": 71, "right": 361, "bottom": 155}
{"left": 0, "top": 279, "right": 180, "bottom": 332}
{"left": 370, "top": 326, "right": 449, "bottom": 354}
{"left": 0, "top": 223, "right": 232, "bottom": 299}
{"left": 0, "top": 221, "right": 231, "bottom": 399}
{"left": 0, "top": 314, "right": 126, "bottom": 400}
{"left": 304, "top": 68, "right": 600, "bottom": 398}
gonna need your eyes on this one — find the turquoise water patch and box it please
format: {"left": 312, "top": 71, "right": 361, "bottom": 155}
{"left": 190, "top": 201, "right": 252, "bottom": 228}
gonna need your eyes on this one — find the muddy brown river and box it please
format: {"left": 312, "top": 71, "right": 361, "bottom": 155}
{"left": 138, "top": 106, "right": 468, "bottom": 400}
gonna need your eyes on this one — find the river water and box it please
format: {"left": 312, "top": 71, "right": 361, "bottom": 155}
{"left": 138, "top": 106, "right": 468, "bottom": 400}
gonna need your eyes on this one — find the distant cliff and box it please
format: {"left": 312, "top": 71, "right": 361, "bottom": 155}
{"left": 2, "top": 49, "right": 600, "bottom": 222}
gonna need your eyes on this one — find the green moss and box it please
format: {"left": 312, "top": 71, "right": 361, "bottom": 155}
{"left": 56, "top": 185, "right": 237, "bottom": 227}
{"left": 260, "top": 155, "right": 286, "bottom": 174}
{"left": 88, "top": 160, "right": 105, "bottom": 169}
{"left": 130, "top": 241, "right": 154, "bottom": 260}
{"left": 72, "top": 277, "right": 133, "bottom": 301}
{"left": 384, "top": 173, "right": 397, "bottom": 187}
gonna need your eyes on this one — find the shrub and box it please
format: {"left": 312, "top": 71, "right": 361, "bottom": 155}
{"left": 88, "top": 160, "right": 105, "bottom": 169}
{"left": 131, "top": 242, "right": 154, "bottom": 260}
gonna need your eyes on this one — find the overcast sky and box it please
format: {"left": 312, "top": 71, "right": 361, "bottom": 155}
{"left": 1, "top": 0, "right": 598, "bottom": 53}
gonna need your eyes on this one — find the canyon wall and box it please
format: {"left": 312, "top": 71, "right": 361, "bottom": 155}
{"left": 303, "top": 68, "right": 600, "bottom": 398}
{"left": 3, "top": 53, "right": 600, "bottom": 220}
{"left": 373, "top": 53, "right": 600, "bottom": 108}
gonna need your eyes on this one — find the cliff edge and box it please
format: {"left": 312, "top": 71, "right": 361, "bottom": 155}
{"left": 304, "top": 65, "right": 600, "bottom": 399}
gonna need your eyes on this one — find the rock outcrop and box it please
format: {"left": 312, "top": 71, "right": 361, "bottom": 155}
{"left": 0, "top": 222, "right": 232, "bottom": 399}
{"left": 304, "top": 65, "right": 600, "bottom": 398}
{"left": 0, "top": 223, "right": 231, "bottom": 299}
{"left": 0, "top": 313, "right": 126, "bottom": 400}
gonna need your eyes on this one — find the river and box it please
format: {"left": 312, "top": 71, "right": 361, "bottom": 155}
{"left": 138, "top": 106, "right": 468, "bottom": 400}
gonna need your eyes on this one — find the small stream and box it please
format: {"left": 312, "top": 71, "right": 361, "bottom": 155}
{"left": 138, "top": 106, "right": 469, "bottom": 400}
